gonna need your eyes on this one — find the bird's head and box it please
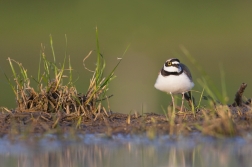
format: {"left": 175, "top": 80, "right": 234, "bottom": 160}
{"left": 163, "top": 58, "right": 182, "bottom": 73}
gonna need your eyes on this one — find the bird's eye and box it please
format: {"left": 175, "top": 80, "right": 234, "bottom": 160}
{"left": 165, "top": 61, "right": 172, "bottom": 67}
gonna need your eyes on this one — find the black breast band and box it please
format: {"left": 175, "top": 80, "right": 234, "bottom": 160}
{"left": 161, "top": 67, "right": 183, "bottom": 76}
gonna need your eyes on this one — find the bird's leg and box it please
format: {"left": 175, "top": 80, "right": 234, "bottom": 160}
{"left": 180, "top": 92, "right": 185, "bottom": 112}
{"left": 170, "top": 92, "right": 175, "bottom": 112}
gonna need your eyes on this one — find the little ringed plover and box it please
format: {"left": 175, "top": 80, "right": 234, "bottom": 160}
{"left": 154, "top": 58, "right": 194, "bottom": 111}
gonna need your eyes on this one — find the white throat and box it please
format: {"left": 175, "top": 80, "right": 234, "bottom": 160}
{"left": 163, "top": 66, "right": 182, "bottom": 73}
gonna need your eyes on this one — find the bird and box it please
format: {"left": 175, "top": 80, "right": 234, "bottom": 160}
{"left": 154, "top": 58, "right": 194, "bottom": 112}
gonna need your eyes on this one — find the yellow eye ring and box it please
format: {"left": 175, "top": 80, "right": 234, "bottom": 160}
{"left": 168, "top": 62, "right": 172, "bottom": 66}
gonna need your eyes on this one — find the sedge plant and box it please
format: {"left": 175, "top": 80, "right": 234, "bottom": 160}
{"left": 5, "top": 28, "right": 128, "bottom": 124}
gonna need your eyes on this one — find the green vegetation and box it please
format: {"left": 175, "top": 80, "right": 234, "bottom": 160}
{"left": 3, "top": 28, "right": 126, "bottom": 122}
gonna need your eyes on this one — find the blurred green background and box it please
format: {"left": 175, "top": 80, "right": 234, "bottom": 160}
{"left": 1, "top": 1, "right": 252, "bottom": 113}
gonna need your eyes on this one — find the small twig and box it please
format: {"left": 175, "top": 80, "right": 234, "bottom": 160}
{"left": 1, "top": 107, "right": 12, "bottom": 113}
{"left": 97, "top": 95, "right": 114, "bottom": 102}
{"left": 40, "top": 115, "right": 51, "bottom": 122}
{"left": 245, "top": 98, "right": 251, "bottom": 105}
{"left": 52, "top": 117, "right": 60, "bottom": 129}
{"left": 232, "top": 83, "right": 247, "bottom": 107}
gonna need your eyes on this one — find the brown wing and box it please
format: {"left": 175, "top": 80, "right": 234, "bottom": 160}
{"left": 180, "top": 63, "right": 193, "bottom": 81}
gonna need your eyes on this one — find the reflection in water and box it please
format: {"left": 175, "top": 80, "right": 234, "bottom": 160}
{"left": 0, "top": 134, "right": 251, "bottom": 167}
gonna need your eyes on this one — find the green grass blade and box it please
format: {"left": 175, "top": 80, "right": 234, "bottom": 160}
{"left": 68, "top": 56, "right": 73, "bottom": 85}
{"left": 196, "top": 88, "right": 205, "bottom": 109}
{"left": 1, "top": 67, "right": 16, "bottom": 95}
{"left": 50, "top": 34, "right": 58, "bottom": 78}
{"left": 49, "top": 34, "right": 56, "bottom": 63}
{"left": 161, "top": 105, "right": 169, "bottom": 121}
{"left": 182, "top": 46, "right": 228, "bottom": 105}
{"left": 95, "top": 27, "right": 101, "bottom": 82}
{"left": 42, "top": 54, "right": 51, "bottom": 88}
{"left": 100, "top": 44, "right": 130, "bottom": 88}
{"left": 7, "top": 58, "right": 17, "bottom": 79}
{"left": 30, "top": 75, "right": 39, "bottom": 84}
{"left": 37, "top": 51, "right": 43, "bottom": 83}
{"left": 18, "top": 64, "right": 28, "bottom": 82}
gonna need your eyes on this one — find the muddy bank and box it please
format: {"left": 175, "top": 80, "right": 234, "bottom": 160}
{"left": 0, "top": 104, "right": 252, "bottom": 138}
{"left": 0, "top": 83, "right": 251, "bottom": 138}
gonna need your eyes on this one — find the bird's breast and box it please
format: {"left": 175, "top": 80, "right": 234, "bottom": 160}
{"left": 154, "top": 73, "right": 194, "bottom": 94}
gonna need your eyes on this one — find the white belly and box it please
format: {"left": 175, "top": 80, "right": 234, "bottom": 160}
{"left": 154, "top": 73, "right": 194, "bottom": 94}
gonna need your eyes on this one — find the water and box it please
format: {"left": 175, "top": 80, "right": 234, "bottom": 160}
{"left": 1, "top": 133, "right": 252, "bottom": 167}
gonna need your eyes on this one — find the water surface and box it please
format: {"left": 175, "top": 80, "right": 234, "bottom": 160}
{"left": 1, "top": 133, "right": 252, "bottom": 167}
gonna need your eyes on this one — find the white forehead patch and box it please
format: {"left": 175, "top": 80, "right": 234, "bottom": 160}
{"left": 172, "top": 61, "right": 179, "bottom": 65}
